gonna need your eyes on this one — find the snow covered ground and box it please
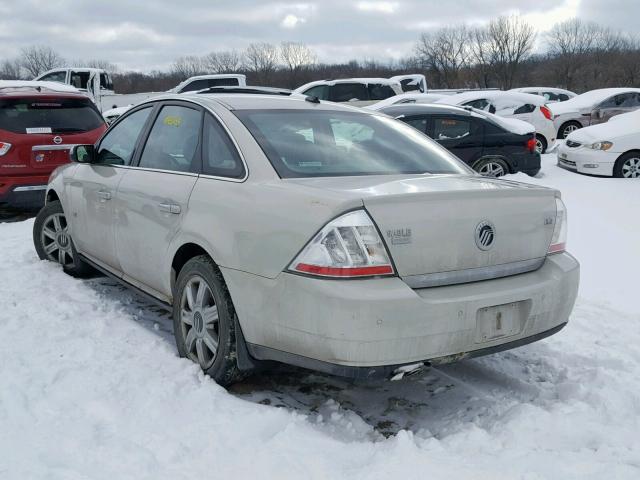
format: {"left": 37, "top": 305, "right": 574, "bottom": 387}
{"left": 1, "top": 153, "right": 639, "bottom": 479}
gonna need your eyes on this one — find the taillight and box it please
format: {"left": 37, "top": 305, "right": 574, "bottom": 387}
{"left": 526, "top": 136, "right": 536, "bottom": 153}
{"left": 540, "top": 105, "right": 553, "bottom": 121}
{"left": 0, "top": 142, "right": 11, "bottom": 156}
{"left": 289, "top": 210, "right": 394, "bottom": 278}
{"left": 548, "top": 198, "right": 567, "bottom": 254}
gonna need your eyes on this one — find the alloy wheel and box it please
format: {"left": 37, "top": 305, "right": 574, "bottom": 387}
{"left": 180, "top": 275, "right": 220, "bottom": 369}
{"left": 562, "top": 124, "right": 579, "bottom": 138}
{"left": 40, "top": 213, "right": 74, "bottom": 267}
{"left": 535, "top": 138, "right": 544, "bottom": 154}
{"left": 621, "top": 157, "right": 640, "bottom": 178}
{"left": 478, "top": 161, "right": 506, "bottom": 177}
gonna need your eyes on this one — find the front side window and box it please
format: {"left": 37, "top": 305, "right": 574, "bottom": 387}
{"left": 303, "top": 85, "right": 328, "bottom": 100}
{"left": 329, "top": 83, "right": 368, "bottom": 102}
{"left": 235, "top": 109, "right": 469, "bottom": 178}
{"left": 40, "top": 71, "right": 66, "bottom": 83}
{"left": 0, "top": 97, "right": 104, "bottom": 134}
{"left": 433, "top": 117, "right": 472, "bottom": 140}
{"left": 464, "top": 99, "right": 494, "bottom": 113}
{"left": 96, "top": 107, "right": 152, "bottom": 166}
{"left": 514, "top": 103, "right": 536, "bottom": 114}
{"left": 138, "top": 105, "right": 202, "bottom": 172}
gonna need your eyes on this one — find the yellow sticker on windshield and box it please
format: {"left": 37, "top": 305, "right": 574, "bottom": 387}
{"left": 163, "top": 116, "right": 182, "bottom": 127}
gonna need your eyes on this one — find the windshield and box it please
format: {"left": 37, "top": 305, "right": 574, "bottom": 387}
{"left": 0, "top": 97, "right": 105, "bottom": 134}
{"left": 235, "top": 109, "right": 470, "bottom": 178}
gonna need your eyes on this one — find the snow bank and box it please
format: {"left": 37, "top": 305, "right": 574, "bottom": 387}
{"left": 1, "top": 153, "right": 639, "bottom": 479}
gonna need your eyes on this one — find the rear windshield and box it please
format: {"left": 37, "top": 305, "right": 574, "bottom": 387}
{"left": 0, "top": 97, "right": 104, "bottom": 134}
{"left": 235, "top": 109, "right": 470, "bottom": 178}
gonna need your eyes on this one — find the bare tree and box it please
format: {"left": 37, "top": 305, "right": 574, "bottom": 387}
{"left": 279, "top": 42, "right": 316, "bottom": 88}
{"left": 468, "top": 27, "right": 495, "bottom": 87}
{"left": 20, "top": 45, "right": 64, "bottom": 78}
{"left": 547, "top": 19, "right": 601, "bottom": 89}
{"left": 0, "top": 58, "right": 23, "bottom": 79}
{"left": 486, "top": 16, "right": 536, "bottom": 89}
{"left": 171, "top": 55, "right": 205, "bottom": 78}
{"left": 203, "top": 50, "right": 244, "bottom": 73}
{"left": 244, "top": 43, "right": 279, "bottom": 84}
{"left": 415, "top": 26, "right": 470, "bottom": 88}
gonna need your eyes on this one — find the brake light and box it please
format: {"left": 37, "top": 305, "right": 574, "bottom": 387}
{"left": 548, "top": 198, "right": 567, "bottom": 254}
{"left": 526, "top": 137, "right": 536, "bottom": 153}
{"left": 0, "top": 142, "right": 11, "bottom": 156}
{"left": 540, "top": 105, "right": 553, "bottom": 121}
{"left": 289, "top": 210, "right": 394, "bottom": 278}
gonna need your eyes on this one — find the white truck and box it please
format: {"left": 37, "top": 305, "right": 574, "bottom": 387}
{"left": 34, "top": 67, "right": 246, "bottom": 114}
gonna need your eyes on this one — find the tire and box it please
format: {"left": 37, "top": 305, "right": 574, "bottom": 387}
{"left": 535, "top": 135, "right": 548, "bottom": 154}
{"left": 473, "top": 157, "right": 509, "bottom": 177}
{"left": 613, "top": 152, "right": 640, "bottom": 178}
{"left": 32, "top": 200, "right": 93, "bottom": 277}
{"left": 173, "top": 255, "right": 245, "bottom": 386}
{"left": 559, "top": 121, "right": 581, "bottom": 139}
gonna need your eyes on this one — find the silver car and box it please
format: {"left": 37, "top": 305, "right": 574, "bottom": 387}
{"left": 33, "top": 94, "right": 580, "bottom": 385}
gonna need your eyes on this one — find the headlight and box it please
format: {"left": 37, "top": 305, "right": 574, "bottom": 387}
{"left": 587, "top": 141, "right": 613, "bottom": 151}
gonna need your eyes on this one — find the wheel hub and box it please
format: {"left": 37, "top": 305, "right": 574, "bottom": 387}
{"left": 193, "top": 311, "right": 204, "bottom": 334}
{"left": 56, "top": 231, "right": 70, "bottom": 249}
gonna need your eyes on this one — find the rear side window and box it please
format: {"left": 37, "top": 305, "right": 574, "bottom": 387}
{"left": 329, "top": 83, "right": 368, "bottom": 102}
{"left": 402, "top": 116, "right": 428, "bottom": 133}
{"left": 514, "top": 103, "right": 536, "bottom": 114}
{"left": 96, "top": 107, "right": 152, "bottom": 166}
{"left": 202, "top": 114, "right": 245, "bottom": 178}
{"left": 368, "top": 83, "right": 396, "bottom": 101}
{"left": 433, "top": 117, "right": 473, "bottom": 140}
{"left": 70, "top": 71, "right": 90, "bottom": 89}
{"left": 0, "top": 97, "right": 105, "bottom": 134}
{"left": 464, "top": 99, "right": 495, "bottom": 113}
{"left": 138, "top": 105, "right": 202, "bottom": 173}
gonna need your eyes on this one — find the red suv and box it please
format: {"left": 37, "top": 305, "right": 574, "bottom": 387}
{"left": 0, "top": 86, "right": 106, "bottom": 209}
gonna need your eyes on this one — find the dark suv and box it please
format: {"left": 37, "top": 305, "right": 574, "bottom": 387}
{"left": 380, "top": 104, "right": 541, "bottom": 177}
{"left": 0, "top": 85, "right": 106, "bottom": 209}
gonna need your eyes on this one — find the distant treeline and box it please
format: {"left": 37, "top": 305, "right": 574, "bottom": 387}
{"left": 2, "top": 17, "right": 639, "bottom": 94}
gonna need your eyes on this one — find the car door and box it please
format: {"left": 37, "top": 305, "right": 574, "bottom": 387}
{"left": 114, "top": 102, "right": 202, "bottom": 299}
{"left": 429, "top": 115, "right": 483, "bottom": 165}
{"left": 69, "top": 106, "right": 153, "bottom": 273}
{"left": 592, "top": 93, "right": 639, "bottom": 125}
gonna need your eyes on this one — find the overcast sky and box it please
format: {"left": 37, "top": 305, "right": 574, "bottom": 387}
{"left": 0, "top": 0, "right": 633, "bottom": 72}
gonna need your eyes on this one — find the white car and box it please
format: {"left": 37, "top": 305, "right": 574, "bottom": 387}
{"left": 365, "top": 92, "right": 446, "bottom": 110}
{"left": 390, "top": 74, "right": 427, "bottom": 93}
{"left": 294, "top": 78, "right": 403, "bottom": 106}
{"left": 168, "top": 74, "right": 246, "bottom": 93}
{"left": 557, "top": 109, "right": 640, "bottom": 178}
{"left": 436, "top": 91, "right": 556, "bottom": 154}
{"left": 550, "top": 88, "right": 640, "bottom": 140}
{"left": 510, "top": 87, "right": 576, "bottom": 103}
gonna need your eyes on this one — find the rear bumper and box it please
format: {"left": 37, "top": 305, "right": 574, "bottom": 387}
{"left": 508, "top": 151, "right": 541, "bottom": 175}
{"left": 223, "top": 252, "right": 580, "bottom": 375}
{"left": 556, "top": 144, "right": 617, "bottom": 176}
{"left": 0, "top": 175, "right": 48, "bottom": 209}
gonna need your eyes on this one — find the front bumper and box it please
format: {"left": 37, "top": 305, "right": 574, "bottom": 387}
{"left": 557, "top": 144, "right": 617, "bottom": 176}
{"left": 0, "top": 175, "right": 48, "bottom": 209}
{"left": 223, "top": 253, "right": 580, "bottom": 375}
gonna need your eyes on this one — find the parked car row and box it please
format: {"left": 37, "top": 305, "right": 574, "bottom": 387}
{"left": 32, "top": 93, "right": 580, "bottom": 386}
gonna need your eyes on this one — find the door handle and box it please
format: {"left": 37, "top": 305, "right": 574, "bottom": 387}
{"left": 97, "top": 190, "right": 111, "bottom": 201}
{"left": 158, "top": 203, "right": 181, "bottom": 214}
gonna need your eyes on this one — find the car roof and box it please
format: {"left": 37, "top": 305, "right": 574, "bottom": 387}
{"left": 145, "top": 93, "right": 374, "bottom": 113}
{"left": 437, "top": 90, "right": 546, "bottom": 106}
{"left": 380, "top": 103, "right": 473, "bottom": 117}
{"left": 195, "top": 86, "right": 292, "bottom": 96}
{"left": 295, "top": 78, "right": 401, "bottom": 92}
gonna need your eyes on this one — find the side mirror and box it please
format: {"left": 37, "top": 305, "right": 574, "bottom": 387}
{"left": 70, "top": 144, "right": 96, "bottom": 163}
{"left": 592, "top": 109, "right": 602, "bottom": 119}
